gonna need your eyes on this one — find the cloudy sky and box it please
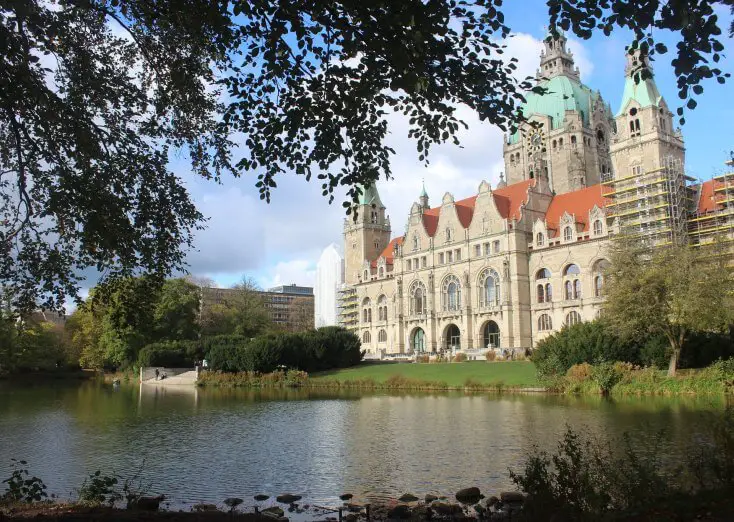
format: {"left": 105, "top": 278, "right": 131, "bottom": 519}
{"left": 175, "top": 1, "right": 734, "bottom": 291}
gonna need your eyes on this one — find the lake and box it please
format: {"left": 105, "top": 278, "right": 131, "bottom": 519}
{"left": 0, "top": 381, "right": 727, "bottom": 510}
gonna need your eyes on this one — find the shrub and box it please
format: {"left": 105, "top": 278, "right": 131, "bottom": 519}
{"left": 415, "top": 354, "right": 429, "bottom": 363}
{"left": 532, "top": 320, "right": 639, "bottom": 379}
{"left": 566, "top": 363, "right": 593, "bottom": 382}
{"left": 137, "top": 340, "right": 201, "bottom": 367}
{"left": 1, "top": 460, "right": 47, "bottom": 503}
{"left": 591, "top": 362, "right": 622, "bottom": 394}
{"left": 452, "top": 352, "right": 467, "bottom": 362}
{"left": 485, "top": 350, "right": 496, "bottom": 362}
{"left": 77, "top": 471, "right": 121, "bottom": 506}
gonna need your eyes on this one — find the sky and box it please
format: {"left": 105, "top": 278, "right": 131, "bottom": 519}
{"left": 172, "top": 1, "right": 734, "bottom": 291}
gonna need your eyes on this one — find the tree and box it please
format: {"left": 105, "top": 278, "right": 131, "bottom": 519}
{"left": 603, "top": 240, "right": 734, "bottom": 376}
{"left": 2, "top": 1, "right": 731, "bottom": 311}
{"left": 199, "top": 277, "right": 272, "bottom": 338}
{"left": 285, "top": 296, "right": 315, "bottom": 333}
{"left": 153, "top": 278, "right": 200, "bottom": 341}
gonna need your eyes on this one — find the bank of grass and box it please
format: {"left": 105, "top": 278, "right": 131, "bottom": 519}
{"left": 550, "top": 360, "right": 734, "bottom": 396}
{"left": 308, "top": 360, "right": 540, "bottom": 390}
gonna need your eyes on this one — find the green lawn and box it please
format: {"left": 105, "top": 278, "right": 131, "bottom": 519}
{"left": 310, "top": 360, "right": 540, "bottom": 388}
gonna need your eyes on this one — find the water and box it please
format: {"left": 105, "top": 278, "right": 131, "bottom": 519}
{"left": 0, "top": 381, "right": 727, "bottom": 510}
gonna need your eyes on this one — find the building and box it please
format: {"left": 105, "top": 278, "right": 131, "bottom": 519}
{"left": 339, "top": 32, "right": 733, "bottom": 356}
{"left": 315, "top": 244, "right": 345, "bottom": 327}
{"left": 201, "top": 284, "right": 315, "bottom": 332}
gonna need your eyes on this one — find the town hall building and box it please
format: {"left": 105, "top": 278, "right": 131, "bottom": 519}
{"left": 338, "top": 33, "right": 734, "bottom": 356}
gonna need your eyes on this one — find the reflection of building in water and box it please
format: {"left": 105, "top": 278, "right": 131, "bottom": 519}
{"left": 339, "top": 33, "right": 733, "bottom": 356}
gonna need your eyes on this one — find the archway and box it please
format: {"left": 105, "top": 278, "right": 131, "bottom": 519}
{"left": 482, "top": 321, "right": 500, "bottom": 349}
{"left": 445, "top": 324, "right": 461, "bottom": 351}
{"left": 411, "top": 328, "right": 426, "bottom": 353}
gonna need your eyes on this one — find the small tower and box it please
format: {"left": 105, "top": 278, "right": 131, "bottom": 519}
{"left": 537, "top": 29, "right": 580, "bottom": 81}
{"left": 419, "top": 180, "right": 430, "bottom": 209}
{"left": 343, "top": 183, "right": 392, "bottom": 285}
{"left": 496, "top": 172, "right": 507, "bottom": 189}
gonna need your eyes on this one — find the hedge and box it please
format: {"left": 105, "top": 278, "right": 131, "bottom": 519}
{"left": 137, "top": 340, "right": 203, "bottom": 367}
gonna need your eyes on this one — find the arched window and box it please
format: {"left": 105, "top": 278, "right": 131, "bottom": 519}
{"left": 479, "top": 269, "right": 500, "bottom": 307}
{"left": 536, "top": 232, "right": 545, "bottom": 246}
{"left": 593, "top": 259, "right": 610, "bottom": 298}
{"left": 370, "top": 210, "right": 378, "bottom": 223}
{"left": 538, "top": 314, "right": 553, "bottom": 331}
{"left": 362, "top": 297, "right": 372, "bottom": 323}
{"left": 378, "top": 329, "right": 387, "bottom": 343}
{"left": 378, "top": 267, "right": 384, "bottom": 277}
{"left": 410, "top": 281, "right": 426, "bottom": 315}
{"left": 363, "top": 270, "right": 369, "bottom": 280}
{"left": 536, "top": 268, "right": 551, "bottom": 280}
{"left": 574, "top": 279, "right": 582, "bottom": 299}
{"left": 565, "top": 311, "right": 582, "bottom": 326}
{"left": 565, "top": 280, "right": 573, "bottom": 300}
{"left": 564, "top": 264, "right": 581, "bottom": 276}
{"left": 552, "top": 139, "right": 557, "bottom": 150}
{"left": 510, "top": 154, "right": 515, "bottom": 165}
{"left": 412, "top": 235, "right": 419, "bottom": 251}
{"left": 537, "top": 284, "right": 545, "bottom": 303}
{"left": 593, "top": 219, "right": 603, "bottom": 236}
{"left": 559, "top": 137, "right": 563, "bottom": 147}
{"left": 596, "top": 129, "right": 605, "bottom": 143}
{"left": 442, "top": 275, "right": 461, "bottom": 312}
{"left": 545, "top": 283, "right": 553, "bottom": 302}
{"left": 594, "top": 276, "right": 603, "bottom": 298}
{"left": 378, "top": 295, "right": 387, "bottom": 321}
{"left": 445, "top": 228, "right": 452, "bottom": 242}
{"left": 363, "top": 331, "right": 371, "bottom": 343}
{"left": 571, "top": 135, "right": 577, "bottom": 147}
{"left": 563, "top": 226, "right": 573, "bottom": 241}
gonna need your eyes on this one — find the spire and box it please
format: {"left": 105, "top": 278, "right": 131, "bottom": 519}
{"left": 617, "top": 47, "right": 663, "bottom": 116}
{"left": 538, "top": 29, "right": 580, "bottom": 81}
{"left": 358, "top": 183, "right": 383, "bottom": 207}
{"left": 497, "top": 172, "right": 507, "bottom": 189}
{"left": 419, "top": 179, "right": 429, "bottom": 209}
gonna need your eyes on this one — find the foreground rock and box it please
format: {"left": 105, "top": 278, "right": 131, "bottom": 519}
{"left": 455, "top": 487, "right": 482, "bottom": 504}
{"left": 254, "top": 495, "right": 269, "bottom": 502}
{"left": 275, "top": 494, "right": 302, "bottom": 504}
{"left": 398, "top": 494, "right": 419, "bottom": 502}
{"left": 386, "top": 504, "right": 412, "bottom": 519}
{"left": 128, "top": 496, "right": 165, "bottom": 511}
{"left": 499, "top": 492, "right": 525, "bottom": 503}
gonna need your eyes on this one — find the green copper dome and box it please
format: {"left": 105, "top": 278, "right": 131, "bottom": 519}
{"left": 358, "top": 183, "right": 383, "bottom": 207}
{"left": 509, "top": 75, "right": 605, "bottom": 144}
{"left": 617, "top": 75, "right": 662, "bottom": 116}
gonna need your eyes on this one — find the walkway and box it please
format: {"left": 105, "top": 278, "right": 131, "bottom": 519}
{"left": 142, "top": 370, "right": 198, "bottom": 386}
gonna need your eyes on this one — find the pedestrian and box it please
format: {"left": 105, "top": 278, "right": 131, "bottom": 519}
{"left": 155, "top": 368, "right": 160, "bottom": 380}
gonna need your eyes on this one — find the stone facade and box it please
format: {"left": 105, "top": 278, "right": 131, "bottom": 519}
{"left": 340, "top": 35, "right": 731, "bottom": 356}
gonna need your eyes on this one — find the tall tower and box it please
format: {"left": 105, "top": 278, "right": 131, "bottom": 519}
{"left": 343, "top": 184, "right": 391, "bottom": 284}
{"left": 607, "top": 49, "right": 689, "bottom": 245}
{"left": 503, "top": 32, "right": 614, "bottom": 195}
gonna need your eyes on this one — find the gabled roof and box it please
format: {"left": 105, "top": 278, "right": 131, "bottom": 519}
{"left": 371, "top": 236, "right": 404, "bottom": 268}
{"left": 419, "top": 179, "right": 535, "bottom": 237}
{"left": 544, "top": 184, "right": 606, "bottom": 236}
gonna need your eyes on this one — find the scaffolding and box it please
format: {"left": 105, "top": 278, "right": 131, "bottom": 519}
{"left": 688, "top": 160, "right": 734, "bottom": 258}
{"left": 336, "top": 285, "right": 359, "bottom": 331}
{"left": 603, "top": 156, "right": 691, "bottom": 247}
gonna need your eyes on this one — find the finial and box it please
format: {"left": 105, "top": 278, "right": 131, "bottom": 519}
{"left": 420, "top": 178, "right": 428, "bottom": 198}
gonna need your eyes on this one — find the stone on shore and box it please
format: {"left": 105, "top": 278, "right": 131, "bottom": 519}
{"left": 276, "top": 494, "right": 302, "bottom": 504}
{"left": 340, "top": 493, "right": 353, "bottom": 501}
{"left": 262, "top": 506, "right": 285, "bottom": 517}
{"left": 129, "top": 496, "right": 163, "bottom": 511}
{"left": 431, "top": 501, "right": 463, "bottom": 516}
{"left": 398, "top": 493, "right": 419, "bottom": 502}
{"left": 254, "top": 494, "right": 269, "bottom": 501}
{"left": 424, "top": 494, "right": 438, "bottom": 503}
{"left": 499, "top": 492, "right": 525, "bottom": 503}
{"left": 192, "top": 503, "right": 218, "bottom": 512}
{"left": 387, "top": 504, "right": 412, "bottom": 519}
{"left": 455, "top": 487, "right": 481, "bottom": 504}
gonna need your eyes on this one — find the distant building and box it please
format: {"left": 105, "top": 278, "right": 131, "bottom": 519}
{"left": 201, "top": 284, "right": 315, "bottom": 332}
{"left": 315, "top": 244, "right": 345, "bottom": 327}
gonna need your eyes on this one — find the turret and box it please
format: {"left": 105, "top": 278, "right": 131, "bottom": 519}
{"left": 537, "top": 30, "right": 580, "bottom": 81}
{"left": 419, "top": 180, "right": 430, "bottom": 209}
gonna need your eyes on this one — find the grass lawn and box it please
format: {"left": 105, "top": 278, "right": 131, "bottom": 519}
{"left": 310, "top": 360, "right": 540, "bottom": 388}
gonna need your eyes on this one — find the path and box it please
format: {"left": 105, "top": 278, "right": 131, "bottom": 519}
{"left": 142, "top": 370, "right": 198, "bottom": 386}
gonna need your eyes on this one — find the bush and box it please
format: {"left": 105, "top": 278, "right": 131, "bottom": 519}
{"left": 452, "top": 352, "right": 467, "bottom": 362}
{"left": 415, "top": 354, "right": 429, "bottom": 363}
{"left": 591, "top": 362, "right": 622, "bottom": 394}
{"left": 137, "top": 340, "right": 202, "bottom": 367}
{"left": 566, "top": 363, "right": 593, "bottom": 382}
{"left": 203, "top": 327, "right": 363, "bottom": 373}
{"left": 1, "top": 460, "right": 47, "bottom": 503}
{"left": 532, "top": 320, "right": 640, "bottom": 378}
{"left": 485, "top": 350, "right": 496, "bottom": 361}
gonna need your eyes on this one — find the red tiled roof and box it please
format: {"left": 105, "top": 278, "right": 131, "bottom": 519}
{"left": 696, "top": 180, "right": 718, "bottom": 214}
{"left": 371, "top": 236, "right": 404, "bottom": 267}
{"left": 419, "top": 179, "right": 535, "bottom": 237}
{"left": 545, "top": 184, "right": 605, "bottom": 236}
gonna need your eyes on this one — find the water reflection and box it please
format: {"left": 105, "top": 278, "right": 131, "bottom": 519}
{"left": 0, "top": 381, "right": 727, "bottom": 508}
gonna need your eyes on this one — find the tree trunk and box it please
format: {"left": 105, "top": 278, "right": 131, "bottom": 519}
{"left": 667, "top": 342, "right": 680, "bottom": 377}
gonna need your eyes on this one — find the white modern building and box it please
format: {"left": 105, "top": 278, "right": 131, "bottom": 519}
{"left": 314, "top": 243, "right": 345, "bottom": 327}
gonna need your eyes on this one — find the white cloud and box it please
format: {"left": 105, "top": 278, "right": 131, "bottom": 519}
{"left": 257, "top": 259, "right": 317, "bottom": 290}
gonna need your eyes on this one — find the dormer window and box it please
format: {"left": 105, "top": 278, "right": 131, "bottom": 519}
{"left": 536, "top": 232, "right": 545, "bottom": 246}
{"left": 563, "top": 226, "right": 573, "bottom": 242}
{"left": 593, "top": 220, "right": 603, "bottom": 236}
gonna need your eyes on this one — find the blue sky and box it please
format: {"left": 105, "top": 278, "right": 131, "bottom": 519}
{"left": 173, "top": 1, "right": 734, "bottom": 291}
